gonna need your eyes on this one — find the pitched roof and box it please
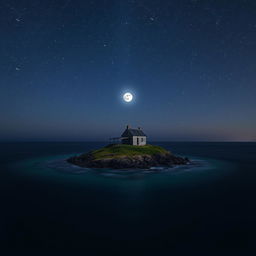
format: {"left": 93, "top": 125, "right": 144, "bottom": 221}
{"left": 121, "top": 128, "right": 146, "bottom": 137}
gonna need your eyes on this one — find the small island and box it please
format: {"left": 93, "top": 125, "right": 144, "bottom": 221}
{"left": 67, "top": 144, "right": 189, "bottom": 169}
{"left": 68, "top": 126, "right": 189, "bottom": 169}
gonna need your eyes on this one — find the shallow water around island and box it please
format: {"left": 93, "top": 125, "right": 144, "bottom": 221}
{"left": 1, "top": 142, "right": 256, "bottom": 253}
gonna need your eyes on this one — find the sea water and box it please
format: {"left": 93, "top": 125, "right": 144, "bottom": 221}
{"left": 0, "top": 142, "right": 255, "bottom": 253}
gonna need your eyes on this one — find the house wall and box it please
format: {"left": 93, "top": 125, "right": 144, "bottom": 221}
{"left": 132, "top": 136, "right": 147, "bottom": 146}
{"left": 122, "top": 137, "right": 133, "bottom": 145}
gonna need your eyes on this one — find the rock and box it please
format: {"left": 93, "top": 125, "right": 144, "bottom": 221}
{"left": 67, "top": 149, "right": 189, "bottom": 170}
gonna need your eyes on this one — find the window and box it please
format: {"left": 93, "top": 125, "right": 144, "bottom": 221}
{"left": 141, "top": 138, "right": 143, "bottom": 142}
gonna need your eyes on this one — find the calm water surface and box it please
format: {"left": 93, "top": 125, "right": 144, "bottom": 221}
{"left": 0, "top": 142, "right": 256, "bottom": 253}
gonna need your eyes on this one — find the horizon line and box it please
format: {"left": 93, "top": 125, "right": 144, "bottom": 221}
{"left": 0, "top": 140, "right": 255, "bottom": 143}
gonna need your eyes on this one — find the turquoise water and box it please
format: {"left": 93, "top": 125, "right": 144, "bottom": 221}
{"left": 1, "top": 142, "right": 256, "bottom": 253}
{"left": 15, "top": 153, "right": 232, "bottom": 189}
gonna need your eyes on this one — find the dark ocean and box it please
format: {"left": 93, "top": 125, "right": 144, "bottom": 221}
{"left": 0, "top": 142, "right": 256, "bottom": 254}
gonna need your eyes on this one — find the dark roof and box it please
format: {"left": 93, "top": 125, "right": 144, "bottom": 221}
{"left": 121, "top": 128, "right": 146, "bottom": 137}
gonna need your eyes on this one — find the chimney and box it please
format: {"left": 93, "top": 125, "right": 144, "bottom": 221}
{"left": 126, "top": 125, "right": 130, "bottom": 129}
{"left": 138, "top": 127, "right": 141, "bottom": 130}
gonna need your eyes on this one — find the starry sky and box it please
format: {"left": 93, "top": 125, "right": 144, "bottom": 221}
{"left": 1, "top": 0, "right": 256, "bottom": 141}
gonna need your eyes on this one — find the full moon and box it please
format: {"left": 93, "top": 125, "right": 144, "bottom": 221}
{"left": 123, "top": 92, "right": 133, "bottom": 102}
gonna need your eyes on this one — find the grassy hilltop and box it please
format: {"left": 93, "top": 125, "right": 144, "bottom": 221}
{"left": 68, "top": 143, "right": 189, "bottom": 169}
{"left": 83, "top": 144, "right": 169, "bottom": 160}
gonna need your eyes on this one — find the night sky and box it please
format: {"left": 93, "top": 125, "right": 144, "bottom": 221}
{"left": 1, "top": 0, "right": 256, "bottom": 141}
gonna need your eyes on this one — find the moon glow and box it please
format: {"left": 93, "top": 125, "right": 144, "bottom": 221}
{"left": 123, "top": 92, "right": 133, "bottom": 102}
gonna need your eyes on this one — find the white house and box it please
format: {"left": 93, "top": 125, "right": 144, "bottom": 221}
{"left": 121, "top": 125, "right": 147, "bottom": 146}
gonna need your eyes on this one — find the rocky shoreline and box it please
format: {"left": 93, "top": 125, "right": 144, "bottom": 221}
{"left": 67, "top": 151, "right": 189, "bottom": 169}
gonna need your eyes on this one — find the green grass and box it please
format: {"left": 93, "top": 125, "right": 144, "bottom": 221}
{"left": 88, "top": 144, "right": 169, "bottom": 160}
